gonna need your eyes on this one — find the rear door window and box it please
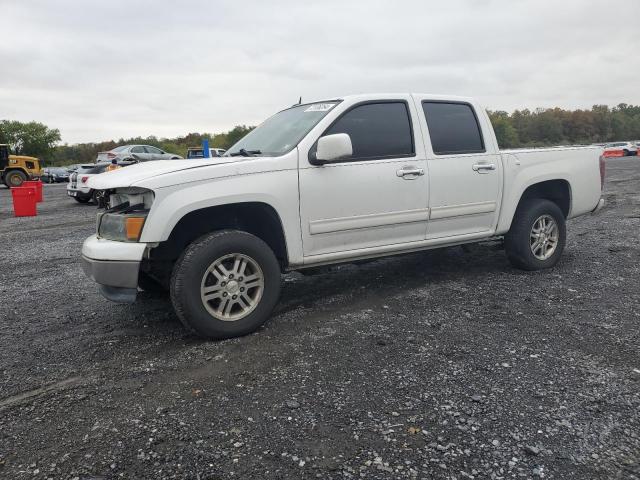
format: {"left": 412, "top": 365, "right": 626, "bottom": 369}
{"left": 422, "top": 102, "right": 485, "bottom": 155}
{"left": 324, "top": 101, "right": 415, "bottom": 160}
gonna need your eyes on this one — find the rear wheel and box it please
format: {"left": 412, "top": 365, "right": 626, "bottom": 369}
{"left": 4, "top": 170, "right": 27, "bottom": 188}
{"left": 504, "top": 199, "right": 566, "bottom": 271}
{"left": 170, "top": 230, "right": 281, "bottom": 339}
{"left": 92, "top": 190, "right": 107, "bottom": 208}
{"left": 623, "top": 149, "right": 630, "bottom": 156}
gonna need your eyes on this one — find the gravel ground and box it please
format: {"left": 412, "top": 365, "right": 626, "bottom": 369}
{"left": 0, "top": 159, "right": 639, "bottom": 480}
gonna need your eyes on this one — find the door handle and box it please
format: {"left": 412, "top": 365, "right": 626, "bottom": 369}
{"left": 396, "top": 167, "right": 425, "bottom": 179}
{"left": 472, "top": 163, "right": 496, "bottom": 173}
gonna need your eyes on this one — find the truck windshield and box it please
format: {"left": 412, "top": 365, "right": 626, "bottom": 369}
{"left": 226, "top": 102, "right": 338, "bottom": 156}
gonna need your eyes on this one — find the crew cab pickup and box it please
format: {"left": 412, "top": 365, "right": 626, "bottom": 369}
{"left": 82, "top": 94, "right": 605, "bottom": 339}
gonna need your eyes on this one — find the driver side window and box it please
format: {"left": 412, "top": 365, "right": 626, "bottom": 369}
{"left": 323, "top": 101, "right": 415, "bottom": 161}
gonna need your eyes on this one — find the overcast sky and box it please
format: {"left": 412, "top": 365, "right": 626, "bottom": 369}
{"left": 1, "top": 0, "right": 639, "bottom": 144}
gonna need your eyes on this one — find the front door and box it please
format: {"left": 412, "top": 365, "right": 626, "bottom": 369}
{"left": 415, "top": 99, "right": 503, "bottom": 239}
{"left": 299, "top": 99, "right": 429, "bottom": 258}
{"left": 144, "top": 146, "right": 164, "bottom": 160}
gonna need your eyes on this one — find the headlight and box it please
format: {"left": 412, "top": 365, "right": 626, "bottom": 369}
{"left": 97, "top": 188, "right": 154, "bottom": 242}
{"left": 98, "top": 212, "right": 148, "bottom": 242}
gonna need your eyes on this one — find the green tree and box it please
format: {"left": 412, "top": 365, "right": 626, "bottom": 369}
{"left": 488, "top": 111, "right": 520, "bottom": 148}
{"left": 0, "top": 120, "right": 61, "bottom": 159}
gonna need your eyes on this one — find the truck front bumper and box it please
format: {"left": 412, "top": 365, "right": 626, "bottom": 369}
{"left": 81, "top": 235, "right": 148, "bottom": 303}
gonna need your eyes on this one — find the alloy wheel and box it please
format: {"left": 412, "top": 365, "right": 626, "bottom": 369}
{"left": 200, "top": 253, "right": 264, "bottom": 321}
{"left": 530, "top": 214, "right": 559, "bottom": 260}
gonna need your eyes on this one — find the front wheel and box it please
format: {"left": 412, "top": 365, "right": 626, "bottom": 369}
{"left": 170, "top": 230, "right": 282, "bottom": 339}
{"left": 4, "top": 170, "right": 27, "bottom": 188}
{"left": 504, "top": 199, "right": 566, "bottom": 271}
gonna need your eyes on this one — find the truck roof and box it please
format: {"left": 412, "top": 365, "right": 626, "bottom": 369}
{"left": 333, "top": 93, "right": 475, "bottom": 102}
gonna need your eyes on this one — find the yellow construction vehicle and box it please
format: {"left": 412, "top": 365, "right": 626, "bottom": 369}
{"left": 0, "top": 144, "right": 42, "bottom": 187}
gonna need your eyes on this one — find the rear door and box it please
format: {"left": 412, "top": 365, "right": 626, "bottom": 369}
{"left": 414, "top": 98, "right": 503, "bottom": 239}
{"left": 299, "top": 98, "right": 429, "bottom": 257}
{"left": 131, "top": 146, "right": 147, "bottom": 161}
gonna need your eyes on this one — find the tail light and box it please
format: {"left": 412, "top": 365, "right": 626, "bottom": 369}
{"left": 81, "top": 176, "right": 89, "bottom": 183}
{"left": 107, "top": 152, "right": 117, "bottom": 159}
{"left": 599, "top": 155, "right": 606, "bottom": 190}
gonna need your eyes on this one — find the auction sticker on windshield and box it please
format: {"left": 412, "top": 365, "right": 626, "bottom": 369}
{"left": 305, "top": 103, "right": 335, "bottom": 112}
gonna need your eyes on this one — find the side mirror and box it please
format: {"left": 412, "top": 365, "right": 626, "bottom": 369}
{"left": 314, "top": 133, "right": 353, "bottom": 164}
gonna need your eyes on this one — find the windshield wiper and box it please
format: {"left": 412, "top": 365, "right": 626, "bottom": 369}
{"left": 230, "top": 148, "right": 261, "bottom": 157}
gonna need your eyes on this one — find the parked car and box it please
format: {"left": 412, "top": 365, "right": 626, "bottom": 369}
{"left": 82, "top": 93, "right": 605, "bottom": 340}
{"left": 41, "top": 167, "right": 71, "bottom": 183}
{"left": 67, "top": 164, "right": 109, "bottom": 203}
{"left": 67, "top": 160, "right": 136, "bottom": 204}
{"left": 604, "top": 142, "right": 637, "bottom": 156}
{"left": 186, "top": 147, "right": 227, "bottom": 159}
{"left": 96, "top": 145, "right": 183, "bottom": 163}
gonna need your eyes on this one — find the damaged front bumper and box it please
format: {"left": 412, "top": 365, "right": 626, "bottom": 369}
{"left": 81, "top": 235, "right": 148, "bottom": 303}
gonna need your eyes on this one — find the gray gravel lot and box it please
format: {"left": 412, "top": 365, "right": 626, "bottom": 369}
{"left": 0, "top": 158, "right": 639, "bottom": 479}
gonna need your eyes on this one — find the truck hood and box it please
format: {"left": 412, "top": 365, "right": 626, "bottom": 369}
{"left": 87, "top": 159, "right": 237, "bottom": 189}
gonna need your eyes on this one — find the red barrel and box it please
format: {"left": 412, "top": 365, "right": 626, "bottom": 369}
{"left": 23, "top": 180, "right": 43, "bottom": 202}
{"left": 11, "top": 186, "right": 38, "bottom": 217}
{"left": 603, "top": 149, "right": 624, "bottom": 158}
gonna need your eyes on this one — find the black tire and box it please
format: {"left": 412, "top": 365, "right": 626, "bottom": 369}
{"left": 73, "top": 196, "right": 90, "bottom": 203}
{"left": 92, "top": 190, "right": 107, "bottom": 208}
{"left": 4, "top": 170, "right": 27, "bottom": 188}
{"left": 623, "top": 149, "right": 630, "bottom": 157}
{"left": 504, "top": 199, "right": 566, "bottom": 271}
{"left": 170, "top": 230, "right": 281, "bottom": 339}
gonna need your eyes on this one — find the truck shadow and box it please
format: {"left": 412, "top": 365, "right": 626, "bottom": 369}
{"left": 274, "top": 242, "right": 512, "bottom": 317}
{"left": 129, "top": 240, "right": 567, "bottom": 338}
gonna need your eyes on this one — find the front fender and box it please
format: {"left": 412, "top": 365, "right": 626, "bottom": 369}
{"left": 139, "top": 170, "right": 304, "bottom": 265}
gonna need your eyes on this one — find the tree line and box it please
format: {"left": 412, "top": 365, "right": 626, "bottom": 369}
{"left": 0, "top": 122, "right": 254, "bottom": 166}
{"left": 48, "top": 126, "right": 254, "bottom": 166}
{"left": 488, "top": 104, "right": 640, "bottom": 148}
{"left": 2, "top": 103, "right": 640, "bottom": 165}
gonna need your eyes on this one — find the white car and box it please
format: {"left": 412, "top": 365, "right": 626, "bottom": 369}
{"left": 82, "top": 93, "right": 605, "bottom": 339}
{"left": 186, "top": 147, "right": 227, "bottom": 159}
{"left": 67, "top": 163, "right": 110, "bottom": 203}
{"left": 96, "top": 145, "right": 183, "bottom": 163}
{"left": 604, "top": 142, "right": 637, "bottom": 156}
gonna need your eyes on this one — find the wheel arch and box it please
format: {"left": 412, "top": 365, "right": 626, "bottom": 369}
{"left": 503, "top": 178, "right": 572, "bottom": 232}
{"left": 144, "top": 201, "right": 290, "bottom": 285}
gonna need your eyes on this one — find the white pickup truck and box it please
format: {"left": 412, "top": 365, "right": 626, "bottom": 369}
{"left": 83, "top": 94, "right": 605, "bottom": 339}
